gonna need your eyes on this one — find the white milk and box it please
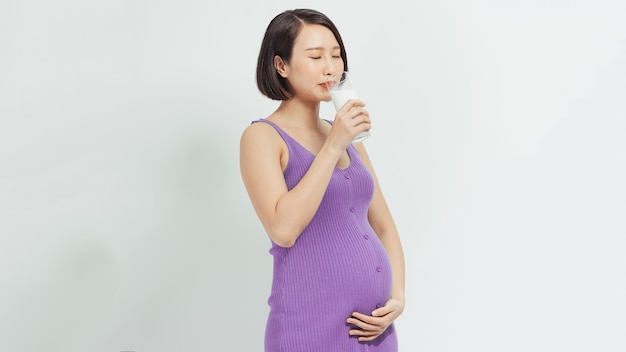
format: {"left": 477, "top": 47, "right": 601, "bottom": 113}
{"left": 330, "top": 89, "right": 358, "bottom": 111}
{"left": 329, "top": 88, "right": 370, "bottom": 143}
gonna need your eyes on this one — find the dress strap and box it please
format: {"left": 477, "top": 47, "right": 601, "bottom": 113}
{"left": 251, "top": 118, "right": 302, "bottom": 153}
{"left": 252, "top": 118, "right": 286, "bottom": 137}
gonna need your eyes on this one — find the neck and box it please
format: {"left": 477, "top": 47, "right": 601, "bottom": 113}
{"left": 274, "top": 97, "right": 322, "bottom": 129}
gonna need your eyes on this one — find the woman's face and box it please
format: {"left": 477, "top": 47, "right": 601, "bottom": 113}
{"left": 281, "top": 24, "right": 344, "bottom": 103}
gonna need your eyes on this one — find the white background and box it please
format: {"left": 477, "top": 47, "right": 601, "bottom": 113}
{"left": 1, "top": 1, "right": 625, "bottom": 351}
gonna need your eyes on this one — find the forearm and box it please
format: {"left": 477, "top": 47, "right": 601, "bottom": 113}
{"left": 380, "top": 230, "right": 406, "bottom": 303}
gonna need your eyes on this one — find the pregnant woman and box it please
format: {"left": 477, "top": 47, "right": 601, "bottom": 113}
{"left": 239, "top": 8, "right": 405, "bottom": 352}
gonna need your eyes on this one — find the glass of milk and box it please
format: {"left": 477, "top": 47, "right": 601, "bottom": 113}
{"left": 327, "top": 71, "right": 370, "bottom": 143}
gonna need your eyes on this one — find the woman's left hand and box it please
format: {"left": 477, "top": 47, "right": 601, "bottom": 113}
{"left": 346, "top": 297, "right": 405, "bottom": 342}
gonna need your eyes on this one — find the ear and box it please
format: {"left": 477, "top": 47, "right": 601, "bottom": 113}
{"left": 274, "top": 55, "right": 288, "bottom": 78}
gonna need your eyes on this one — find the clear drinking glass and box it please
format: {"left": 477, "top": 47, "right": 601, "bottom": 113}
{"left": 327, "top": 71, "right": 370, "bottom": 143}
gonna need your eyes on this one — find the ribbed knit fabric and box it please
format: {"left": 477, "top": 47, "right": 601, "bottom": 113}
{"left": 253, "top": 119, "right": 398, "bottom": 352}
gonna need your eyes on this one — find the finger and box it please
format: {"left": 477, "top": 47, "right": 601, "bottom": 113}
{"left": 358, "top": 334, "right": 383, "bottom": 342}
{"left": 346, "top": 99, "right": 366, "bottom": 108}
{"left": 347, "top": 317, "right": 378, "bottom": 331}
{"left": 339, "top": 99, "right": 366, "bottom": 113}
{"left": 345, "top": 111, "right": 370, "bottom": 127}
{"left": 335, "top": 109, "right": 367, "bottom": 126}
{"left": 348, "top": 107, "right": 369, "bottom": 119}
{"left": 372, "top": 305, "right": 392, "bottom": 317}
{"left": 349, "top": 329, "right": 380, "bottom": 338}
{"left": 349, "top": 326, "right": 379, "bottom": 335}
{"left": 351, "top": 311, "right": 377, "bottom": 324}
{"left": 348, "top": 327, "right": 384, "bottom": 342}
{"left": 349, "top": 312, "right": 385, "bottom": 327}
{"left": 353, "top": 114, "right": 371, "bottom": 126}
{"left": 338, "top": 104, "right": 368, "bottom": 117}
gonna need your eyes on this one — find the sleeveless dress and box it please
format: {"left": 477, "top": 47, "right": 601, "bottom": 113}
{"left": 253, "top": 119, "right": 398, "bottom": 352}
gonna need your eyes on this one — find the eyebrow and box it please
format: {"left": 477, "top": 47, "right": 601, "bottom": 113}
{"left": 304, "top": 46, "right": 341, "bottom": 51}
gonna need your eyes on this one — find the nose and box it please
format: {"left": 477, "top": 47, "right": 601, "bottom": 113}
{"left": 323, "top": 56, "right": 338, "bottom": 76}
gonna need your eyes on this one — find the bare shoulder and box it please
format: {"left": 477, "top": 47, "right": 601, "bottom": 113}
{"left": 240, "top": 119, "right": 288, "bottom": 171}
{"left": 241, "top": 120, "right": 276, "bottom": 141}
{"left": 240, "top": 119, "right": 289, "bottom": 199}
{"left": 240, "top": 120, "right": 282, "bottom": 150}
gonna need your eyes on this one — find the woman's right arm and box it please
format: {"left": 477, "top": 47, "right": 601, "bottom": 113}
{"left": 239, "top": 122, "right": 342, "bottom": 247}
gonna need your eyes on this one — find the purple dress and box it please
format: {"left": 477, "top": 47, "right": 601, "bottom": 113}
{"left": 253, "top": 119, "right": 398, "bottom": 352}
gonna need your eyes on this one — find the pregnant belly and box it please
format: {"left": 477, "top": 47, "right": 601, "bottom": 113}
{"left": 275, "top": 230, "right": 393, "bottom": 315}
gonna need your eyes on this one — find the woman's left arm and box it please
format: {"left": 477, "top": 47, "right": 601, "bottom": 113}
{"left": 347, "top": 142, "right": 406, "bottom": 342}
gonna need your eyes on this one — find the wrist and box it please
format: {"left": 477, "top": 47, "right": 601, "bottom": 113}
{"left": 391, "top": 289, "right": 405, "bottom": 305}
{"left": 320, "top": 141, "right": 345, "bottom": 159}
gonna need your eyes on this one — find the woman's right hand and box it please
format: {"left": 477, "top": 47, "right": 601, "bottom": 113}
{"left": 328, "top": 99, "right": 370, "bottom": 149}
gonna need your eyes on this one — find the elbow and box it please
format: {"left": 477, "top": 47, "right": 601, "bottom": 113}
{"left": 274, "top": 237, "right": 297, "bottom": 248}
{"left": 268, "top": 225, "right": 299, "bottom": 248}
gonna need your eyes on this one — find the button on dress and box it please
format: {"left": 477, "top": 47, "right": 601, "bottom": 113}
{"left": 253, "top": 119, "right": 398, "bottom": 352}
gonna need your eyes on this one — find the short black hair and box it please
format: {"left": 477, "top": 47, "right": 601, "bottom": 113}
{"left": 256, "top": 9, "right": 349, "bottom": 101}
